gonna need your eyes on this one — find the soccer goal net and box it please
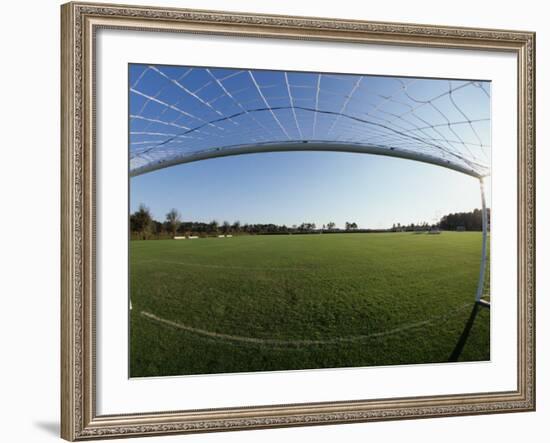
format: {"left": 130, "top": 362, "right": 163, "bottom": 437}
{"left": 129, "top": 65, "right": 490, "bottom": 179}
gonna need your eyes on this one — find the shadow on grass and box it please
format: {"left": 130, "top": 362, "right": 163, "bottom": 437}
{"left": 448, "top": 303, "right": 483, "bottom": 362}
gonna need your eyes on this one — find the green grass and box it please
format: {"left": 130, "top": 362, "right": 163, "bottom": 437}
{"left": 130, "top": 232, "right": 490, "bottom": 377}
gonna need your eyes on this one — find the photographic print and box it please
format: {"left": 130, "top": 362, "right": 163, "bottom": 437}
{"left": 62, "top": 4, "right": 536, "bottom": 439}
{"left": 128, "top": 64, "right": 491, "bottom": 378}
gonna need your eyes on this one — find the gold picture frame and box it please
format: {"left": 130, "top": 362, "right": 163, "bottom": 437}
{"left": 61, "top": 2, "right": 536, "bottom": 440}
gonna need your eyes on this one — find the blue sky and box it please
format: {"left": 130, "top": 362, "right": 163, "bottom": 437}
{"left": 129, "top": 65, "right": 491, "bottom": 228}
{"left": 130, "top": 151, "right": 489, "bottom": 229}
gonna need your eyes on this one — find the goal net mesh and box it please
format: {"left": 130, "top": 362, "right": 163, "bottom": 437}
{"left": 129, "top": 65, "right": 491, "bottom": 178}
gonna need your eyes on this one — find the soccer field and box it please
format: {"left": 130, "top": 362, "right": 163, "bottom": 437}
{"left": 130, "top": 232, "right": 490, "bottom": 377}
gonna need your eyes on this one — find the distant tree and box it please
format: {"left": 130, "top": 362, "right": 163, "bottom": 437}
{"left": 153, "top": 220, "right": 163, "bottom": 235}
{"left": 222, "top": 220, "right": 231, "bottom": 234}
{"left": 350, "top": 222, "right": 358, "bottom": 230}
{"left": 209, "top": 220, "right": 219, "bottom": 234}
{"left": 439, "top": 208, "right": 489, "bottom": 231}
{"left": 232, "top": 220, "right": 241, "bottom": 233}
{"left": 327, "top": 222, "right": 336, "bottom": 230}
{"left": 130, "top": 204, "right": 153, "bottom": 239}
{"left": 165, "top": 208, "right": 181, "bottom": 237}
{"left": 298, "top": 222, "right": 316, "bottom": 232}
{"left": 345, "top": 222, "right": 351, "bottom": 231}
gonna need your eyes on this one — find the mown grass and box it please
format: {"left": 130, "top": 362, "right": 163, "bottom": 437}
{"left": 130, "top": 232, "right": 490, "bottom": 377}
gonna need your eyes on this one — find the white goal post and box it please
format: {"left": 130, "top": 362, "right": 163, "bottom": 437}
{"left": 476, "top": 177, "right": 489, "bottom": 305}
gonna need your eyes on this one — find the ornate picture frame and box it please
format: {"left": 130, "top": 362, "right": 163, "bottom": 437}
{"left": 61, "top": 2, "right": 535, "bottom": 440}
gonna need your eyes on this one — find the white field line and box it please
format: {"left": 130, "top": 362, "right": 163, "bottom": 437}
{"left": 141, "top": 302, "right": 473, "bottom": 348}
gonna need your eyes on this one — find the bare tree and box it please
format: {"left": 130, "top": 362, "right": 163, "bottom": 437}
{"left": 165, "top": 208, "right": 181, "bottom": 237}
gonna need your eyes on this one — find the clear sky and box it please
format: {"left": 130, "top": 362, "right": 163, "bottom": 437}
{"left": 129, "top": 64, "right": 491, "bottom": 228}
{"left": 130, "top": 150, "right": 490, "bottom": 229}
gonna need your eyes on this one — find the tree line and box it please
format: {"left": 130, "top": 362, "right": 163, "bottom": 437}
{"left": 130, "top": 205, "right": 365, "bottom": 240}
{"left": 391, "top": 208, "right": 490, "bottom": 232}
{"left": 130, "top": 204, "right": 489, "bottom": 240}
{"left": 438, "top": 208, "right": 490, "bottom": 231}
